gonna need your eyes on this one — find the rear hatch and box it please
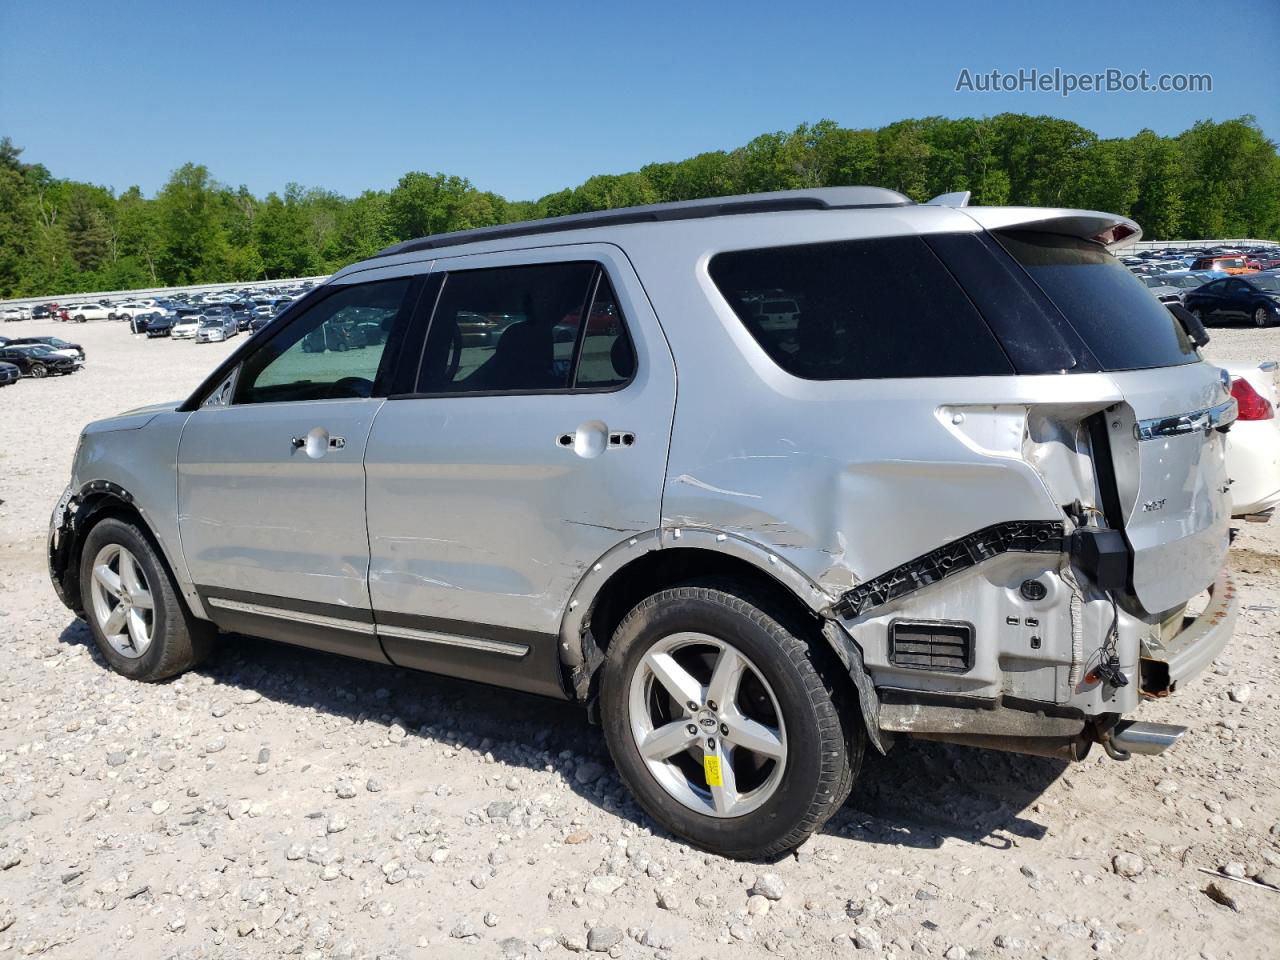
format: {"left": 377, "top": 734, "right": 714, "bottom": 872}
{"left": 955, "top": 212, "right": 1235, "bottom": 614}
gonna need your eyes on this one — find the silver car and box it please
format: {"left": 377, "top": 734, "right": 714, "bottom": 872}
{"left": 49, "top": 188, "right": 1239, "bottom": 858}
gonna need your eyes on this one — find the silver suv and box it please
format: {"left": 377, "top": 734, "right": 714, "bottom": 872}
{"left": 49, "top": 188, "right": 1239, "bottom": 858}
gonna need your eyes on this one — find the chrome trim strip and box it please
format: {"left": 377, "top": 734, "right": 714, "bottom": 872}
{"left": 376, "top": 624, "right": 529, "bottom": 657}
{"left": 206, "top": 596, "right": 376, "bottom": 635}
{"left": 1133, "top": 398, "right": 1237, "bottom": 441}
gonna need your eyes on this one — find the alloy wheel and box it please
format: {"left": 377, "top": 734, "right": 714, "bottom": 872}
{"left": 88, "top": 543, "right": 155, "bottom": 658}
{"left": 628, "top": 632, "right": 786, "bottom": 818}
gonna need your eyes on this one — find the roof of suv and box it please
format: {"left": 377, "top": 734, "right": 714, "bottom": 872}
{"left": 334, "top": 188, "right": 1141, "bottom": 283}
{"left": 370, "top": 187, "right": 913, "bottom": 260}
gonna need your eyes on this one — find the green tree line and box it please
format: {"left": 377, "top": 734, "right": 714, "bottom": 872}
{"left": 2, "top": 113, "right": 1278, "bottom": 299}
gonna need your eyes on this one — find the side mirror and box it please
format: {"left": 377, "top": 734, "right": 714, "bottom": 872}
{"left": 1168, "top": 302, "right": 1209, "bottom": 348}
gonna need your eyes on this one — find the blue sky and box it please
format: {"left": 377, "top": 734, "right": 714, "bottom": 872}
{"left": 2, "top": 0, "right": 1276, "bottom": 201}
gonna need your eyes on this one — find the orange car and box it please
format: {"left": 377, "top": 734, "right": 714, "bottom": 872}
{"left": 1190, "top": 255, "right": 1257, "bottom": 275}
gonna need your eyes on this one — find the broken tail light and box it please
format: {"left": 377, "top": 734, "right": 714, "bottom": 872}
{"left": 1230, "top": 377, "right": 1274, "bottom": 421}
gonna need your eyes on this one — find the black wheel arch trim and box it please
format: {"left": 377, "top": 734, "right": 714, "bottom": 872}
{"left": 49, "top": 480, "right": 181, "bottom": 619}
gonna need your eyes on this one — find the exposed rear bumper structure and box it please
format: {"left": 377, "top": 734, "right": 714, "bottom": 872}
{"left": 1139, "top": 569, "right": 1238, "bottom": 697}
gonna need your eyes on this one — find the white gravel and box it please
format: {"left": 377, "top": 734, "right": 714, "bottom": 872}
{"left": 1, "top": 319, "right": 1278, "bottom": 958}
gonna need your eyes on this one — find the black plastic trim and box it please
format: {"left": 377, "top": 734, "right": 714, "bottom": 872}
{"left": 887, "top": 618, "right": 974, "bottom": 673}
{"left": 376, "top": 609, "right": 567, "bottom": 700}
{"left": 832, "top": 520, "right": 1065, "bottom": 619}
{"left": 196, "top": 586, "right": 388, "bottom": 665}
{"left": 194, "top": 586, "right": 568, "bottom": 700}
{"left": 371, "top": 194, "right": 911, "bottom": 260}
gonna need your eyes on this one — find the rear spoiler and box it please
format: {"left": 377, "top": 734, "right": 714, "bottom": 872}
{"left": 959, "top": 206, "right": 1142, "bottom": 250}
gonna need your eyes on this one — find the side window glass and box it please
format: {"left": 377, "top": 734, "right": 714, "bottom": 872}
{"left": 416, "top": 262, "right": 595, "bottom": 393}
{"left": 710, "top": 236, "right": 1013, "bottom": 380}
{"left": 235, "top": 278, "right": 411, "bottom": 405}
{"left": 574, "top": 274, "right": 635, "bottom": 388}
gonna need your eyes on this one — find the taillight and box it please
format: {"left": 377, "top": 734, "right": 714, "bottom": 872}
{"left": 1231, "top": 377, "right": 1275, "bottom": 421}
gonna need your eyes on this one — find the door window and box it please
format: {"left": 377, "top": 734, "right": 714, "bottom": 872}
{"left": 574, "top": 274, "right": 635, "bottom": 388}
{"left": 235, "top": 278, "right": 412, "bottom": 404}
{"left": 415, "top": 261, "right": 629, "bottom": 394}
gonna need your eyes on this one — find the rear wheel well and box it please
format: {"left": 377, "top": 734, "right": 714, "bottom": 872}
{"left": 586, "top": 548, "right": 826, "bottom": 658}
{"left": 581, "top": 546, "right": 869, "bottom": 752}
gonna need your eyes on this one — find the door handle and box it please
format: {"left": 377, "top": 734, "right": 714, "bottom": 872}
{"left": 291, "top": 428, "right": 342, "bottom": 459}
{"left": 555, "top": 423, "right": 635, "bottom": 458}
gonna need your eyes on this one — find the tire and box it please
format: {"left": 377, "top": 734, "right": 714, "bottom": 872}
{"left": 74, "top": 315, "right": 85, "bottom": 322}
{"left": 78, "top": 516, "right": 215, "bottom": 682}
{"left": 600, "top": 584, "right": 861, "bottom": 859}
{"left": 1255, "top": 306, "right": 1272, "bottom": 328}
{"left": 29, "top": 362, "right": 47, "bottom": 378}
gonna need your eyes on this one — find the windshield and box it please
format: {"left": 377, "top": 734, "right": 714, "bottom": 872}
{"left": 199, "top": 317, "right": 222, "bottom": 327}
{"left": 997, "top": 231, "right": 1197, "bottom": 371}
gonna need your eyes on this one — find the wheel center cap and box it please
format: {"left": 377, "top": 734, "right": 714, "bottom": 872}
{"left": 697, "top": 710, "right": 718, "bottom": 729}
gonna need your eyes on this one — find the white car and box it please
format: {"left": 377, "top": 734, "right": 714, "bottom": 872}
{"left": 171, "top": 317, "right": 201, "bottom": 340}
{"left": 113, "top": 301, "right": 157, "bottom": 321}
{"left": 64, "top": 303, "right": 115, "bottom": 322}
{"left": 1216, "top": 359, "right": 1280, "bottom": 519}
{"left": 1, "top": 306, "right": 31, "bottom": 322}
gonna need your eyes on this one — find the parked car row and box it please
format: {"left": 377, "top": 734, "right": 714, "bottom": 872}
{"left": 0, "top": 335, "right": 85, "bottom": 383}
{"left": 0, "top": 280, "right": 315, "bottom": 334}
{"left": 1119, "top": 243, "right": 1280, "bottom": 327}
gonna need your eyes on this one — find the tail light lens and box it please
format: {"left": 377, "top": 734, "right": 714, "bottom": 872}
{"left": 1231, "top": 377, "right": 1275, "bottom": 421}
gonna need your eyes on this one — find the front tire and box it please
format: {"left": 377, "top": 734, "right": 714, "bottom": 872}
{"left": 1255, "top": 306, "right": 1272, "bottom": 328}
{"left": 600, "top": 585, "right": 860, "bottom": 859}
{"left": 29, "top": 362, "right": 47, "bottom": 378}
{"left": 79, "top": 516, "right": 214, "bottom": 681}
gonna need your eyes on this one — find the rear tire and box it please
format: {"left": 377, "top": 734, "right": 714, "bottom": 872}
{"left": 29, "top": 362, "right": 47, "bottom": 378}
{"left": 78, "top": 516, "right": 215, "bottom": 682}
{"left": 600, "top": 584, "right": 860, "bottom": 859}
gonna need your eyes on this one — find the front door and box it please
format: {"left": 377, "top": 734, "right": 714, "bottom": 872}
{"left": 363, "top": 248, "right": 676, "bottom": 696}
{"left": 177, "top": 275, "right": 419, "bottom": 661}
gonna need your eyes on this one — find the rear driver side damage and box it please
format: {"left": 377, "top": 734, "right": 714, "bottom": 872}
{"left": 557, "top": 520, "right": 1120, "bottom": 759}
{"left": 559, "top": 388, "right": 1235, "bottom": 763}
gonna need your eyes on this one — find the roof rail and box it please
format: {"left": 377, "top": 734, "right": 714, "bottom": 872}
{"left": 371, "top": 186, "right": 912, "bottom": 259}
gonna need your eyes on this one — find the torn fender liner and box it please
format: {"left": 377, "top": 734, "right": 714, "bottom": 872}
{"left": 832, "top": 520, "right": 1064, "bottom": 619}
{"left": 821, "top": 620, "right": 887, "bottom": 755}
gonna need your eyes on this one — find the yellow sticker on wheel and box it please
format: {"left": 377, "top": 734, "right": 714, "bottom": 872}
{"left": 703, "top": 754, "right": 723, "bottom": 787}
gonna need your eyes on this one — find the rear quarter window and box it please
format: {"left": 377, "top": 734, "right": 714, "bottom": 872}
{"left": 708, "top": 236, "right": 1014, "bottom": 380}
{"left": 996, "top": 231, "right": 1197, "bottom": 371}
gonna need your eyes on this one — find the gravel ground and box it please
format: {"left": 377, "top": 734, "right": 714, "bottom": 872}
{"left": 1, "top": 320, "right": 1278, "bottom": 960}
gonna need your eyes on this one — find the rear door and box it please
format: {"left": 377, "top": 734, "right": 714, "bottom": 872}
{"left": 994, "top": 230, "right": 1233, "bottom": 614}
{"left": 177, "top": 274, "right": 420, "bottom": 660}
{"left": 1224, "top": 279, "right": 1254, "bottom": 319}
{"left": 363, "top": 245, "right": 676, "bottom": 696}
